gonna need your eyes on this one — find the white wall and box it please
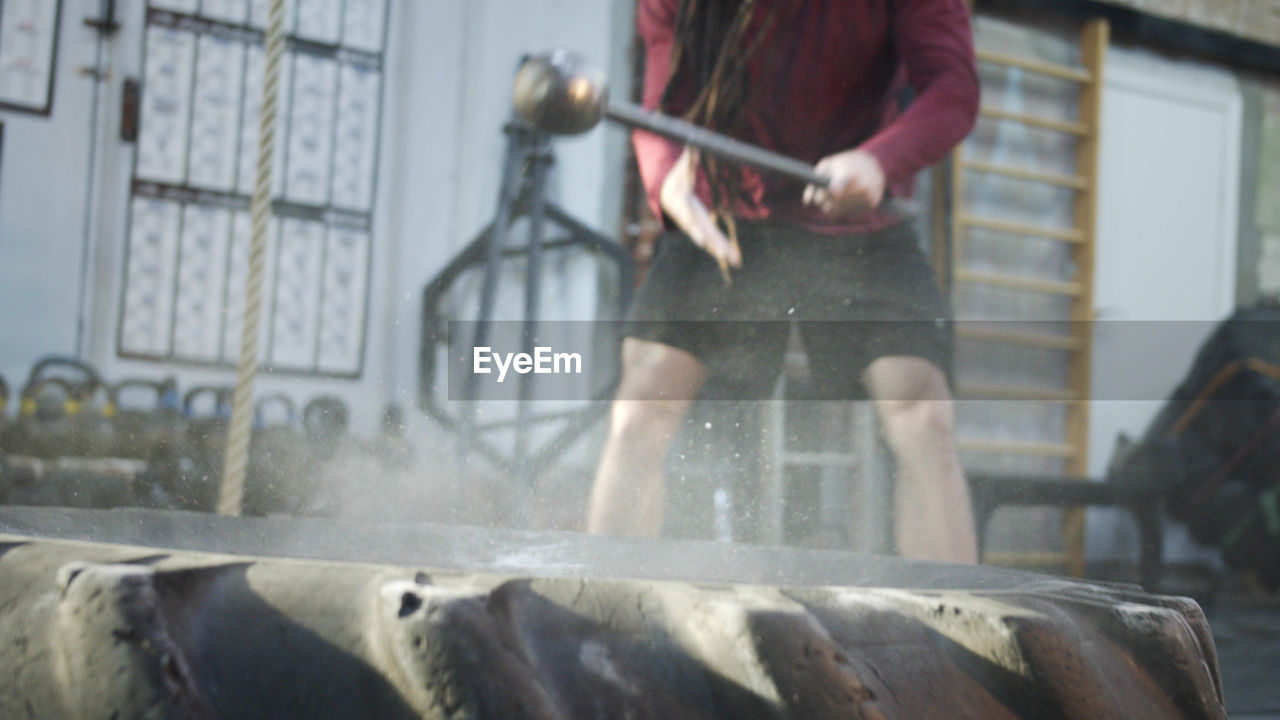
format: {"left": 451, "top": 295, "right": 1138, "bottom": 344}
{"left": 0, "top": 0, "right": 102, "bottom": 387}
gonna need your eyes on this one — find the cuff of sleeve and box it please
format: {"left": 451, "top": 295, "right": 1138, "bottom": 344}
{"left": 634, "top": 129, "right": 682, "bottom": 224}
{"left": 859, "top": 135, "right": 914, "bottom": 189}
{"left": 634, "top": 131, "right": 714, "bottom": 230}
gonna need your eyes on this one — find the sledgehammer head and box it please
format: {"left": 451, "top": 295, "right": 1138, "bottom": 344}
{"left": 512, "top": 50, "right": 608, "bottom": 135}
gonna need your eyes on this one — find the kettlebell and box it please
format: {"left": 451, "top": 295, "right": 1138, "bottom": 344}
{"left": 74, "top": 379, "right": 117, "bottom": 458}
{"left": 376, "top": 403, "right": 412, "bottom": 470}
{"left": 17, "top": 357, "right": 110, "bottom": 458}
{"left": 110, "top": 378, "right": 185, "bottom": 460}
{"left": 164, "top": 385, "right": 232, "bottom": 512}
{"left": 302, "top": 395, "right": 350, "bottom": 450}
{"left": 24, "top": 357, "right": 104, "bottom": 396}
{"left": 245, "top": 394, "right": 312, "bottom": 517}
{"left": 3, "top": 377, "right": 86, "bottom": 457}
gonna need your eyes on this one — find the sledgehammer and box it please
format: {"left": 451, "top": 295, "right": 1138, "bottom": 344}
{"left": 512, "top": 49, "right": 830, "bottom": 189}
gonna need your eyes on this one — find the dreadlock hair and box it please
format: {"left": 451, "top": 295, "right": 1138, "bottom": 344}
{"left": 660, "top": 0, "right": 788, "bottom": 245}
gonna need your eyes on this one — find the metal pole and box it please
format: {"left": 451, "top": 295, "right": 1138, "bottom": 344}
{"left": 512, "top": 135, "right": 552, "bottom": 515}
{"left": 604, "top": 102, "right": 829, "bottom": 187}
{"left": 219, "top": 0, "right": 286, "bottom": 516}
{"left": 457, "top": 122, "right": 529, "bottom": 461}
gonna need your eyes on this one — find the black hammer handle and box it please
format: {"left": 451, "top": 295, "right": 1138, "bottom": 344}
{"left": 606, "top": 101, "right": 830, "bottom": 188}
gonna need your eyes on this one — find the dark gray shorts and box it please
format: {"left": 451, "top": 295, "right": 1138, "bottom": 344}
{"left": 624, "top": 219, "right": 951, "bottom": 399}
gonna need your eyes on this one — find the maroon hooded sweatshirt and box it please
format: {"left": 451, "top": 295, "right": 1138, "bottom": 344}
{"left": 633, "top": 0, "right": 980, "bottom": 234}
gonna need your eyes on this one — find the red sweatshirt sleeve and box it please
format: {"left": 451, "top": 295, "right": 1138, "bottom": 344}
{"left": 860, "top": 0, "right": 980, "bottom": 185}
{"left": 632, "top": 0, "right": 689, "bottom": 223}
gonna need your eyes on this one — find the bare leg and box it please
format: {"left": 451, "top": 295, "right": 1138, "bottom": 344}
{"left": 864, "top": 356, "right": 978, "bottom": 564}
{"left": 587, "top": 338, "right": 706, "bottom": 537}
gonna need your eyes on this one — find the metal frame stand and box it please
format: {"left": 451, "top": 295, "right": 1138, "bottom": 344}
{"left": 418, "top": 119, "right": 633, "bottom": 523}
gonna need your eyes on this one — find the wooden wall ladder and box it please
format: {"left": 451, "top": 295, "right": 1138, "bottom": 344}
{"left": 939, "top": 18, "right": 1110, "bottom": 576}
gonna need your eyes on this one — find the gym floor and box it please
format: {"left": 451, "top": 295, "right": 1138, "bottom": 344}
{"left": 1210, "top": 595, "right": 1280, "bottom": 718}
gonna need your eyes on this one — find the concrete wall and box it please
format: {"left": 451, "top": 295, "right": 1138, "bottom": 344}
{"left": 1096, "top": 0, "right": 1280, "bottom": 48}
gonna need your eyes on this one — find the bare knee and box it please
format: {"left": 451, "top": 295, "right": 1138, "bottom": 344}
{"left": 878, "top": 397, "right": 955, "bottom": 453}
{"left": 865, "top": 356, "right": 956, "bottom": 453}
{"left": 616, "top": 338, "right": 705, "bottom": 401}
{"left": 607, "top": 339, "right": 704, "bottom": 446}
{"left": 608, "top": 400, "right": 688, "bottom": 450}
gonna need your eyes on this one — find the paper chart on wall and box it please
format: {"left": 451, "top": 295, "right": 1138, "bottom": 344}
{"left": 296, "top": 0, "right": 341, "bottom": 45}
{"left": 317, "top": 227, "right": 369, "bottom": 373}
{"left": 121, "top": 198, "right": 183, "bottom": 357}
{"left": 270, "top": 217, "right": 326, "bottom": 370}
{"left": 200, "top": 0, "right": 249, "bottom": 26}
{"left": 284, "top": 54, "right": 337, "bottom": 206}
{"left": 187, "top": 34, "right": 245, "bottom": 191}
{"left": 173, "top": 205, "right": 233, "bottom": 361}
{"left": 149, "top": 0, "right": 199, "bottom": 14}
{"left": 331, "top": 63, "right": 380, "bottom": 211}
{"left": 341, "top": 0, "right": 385, "bottom": 53}
{"left": 0, "top": 0, "right": 60, "bottom": 113}
{"left": 136, "top": 25, "right": 197, "bottom": 184}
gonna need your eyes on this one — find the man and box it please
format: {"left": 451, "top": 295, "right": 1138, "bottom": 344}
{"left": 587, "top": 0, "right": 980, "bottom": 564}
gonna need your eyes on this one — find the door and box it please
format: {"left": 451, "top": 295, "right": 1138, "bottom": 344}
{"left": 1089, "top": 47, "right": 1242, "bottom": 474}
{"left": 1087, "top": 46, "right": 1242, "bottom": 560}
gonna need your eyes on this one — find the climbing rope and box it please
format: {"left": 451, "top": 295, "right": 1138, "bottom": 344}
{"left": 219, "top": 0, "right": 286, "bottom": 516}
